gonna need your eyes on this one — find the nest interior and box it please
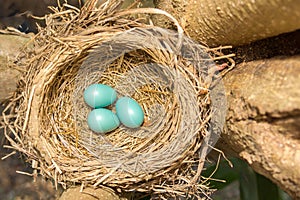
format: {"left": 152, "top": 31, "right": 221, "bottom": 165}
{"left": 2, "top": 0, "right": 233, "bottom": 198}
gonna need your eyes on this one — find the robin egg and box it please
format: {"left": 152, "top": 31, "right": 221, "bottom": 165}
{"left": 116, "top": 97, "right": 144, "bottom": 128}
{"left": 87, "top": 108, "right": 120, "bottom": 133}
{"left": 84, "top": 84, "right": 117, "bottom": 108}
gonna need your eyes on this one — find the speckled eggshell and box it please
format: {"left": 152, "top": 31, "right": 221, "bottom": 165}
{"left": 84, "top": 84, "right": 117, "bottom": 108}
{"left": 116, "top": 97, "right": 144, "bottom": 128}
{"left": 87, "top": 108, "right": 120, "bottom": 133}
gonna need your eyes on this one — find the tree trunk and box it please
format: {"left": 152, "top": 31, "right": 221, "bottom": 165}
{"left": 59, "top": 187, "right": 123, "bottom": 200}
{"left": 0, "top": 33, "right": 28, "bottom": 102}
{"left": 154, "top": 0, "right": 300, "bottom": 46}
{"left": 220, "top": 55, "right": 300, "bottom": 199}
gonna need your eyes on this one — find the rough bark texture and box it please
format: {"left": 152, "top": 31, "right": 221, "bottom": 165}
{"left": 59, "top": 187, "right": 123, "bottom": 200}
{"left": 220, "top": 56, "right": 300, "bottom": 199}
{"left": 0, "top": 34, "right": 28, "bottom": 102}
{"left": 154, "top": 0, "right": 300, "bottom": 46}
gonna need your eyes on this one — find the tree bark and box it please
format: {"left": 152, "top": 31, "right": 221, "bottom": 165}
{"left": 59, "top": 186, "right": 123, "bottom": 200}
{"left": 220, "top": 56, "right": 300, "bottom": 199}
{"left": 0, "top": 33, "right": 28, "bottom": 102}
{"left": 154, "top": 0, "right": 300, "bottom": 47}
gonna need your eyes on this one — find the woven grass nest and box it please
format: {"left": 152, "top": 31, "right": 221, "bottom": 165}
{"left": 2, "top": 0, "right": 234, "bottom": 198}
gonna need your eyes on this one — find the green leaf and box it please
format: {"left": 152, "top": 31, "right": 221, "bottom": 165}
{"left": 204, "top": 157, "right": 292, "bottom": 200}
{"left": 239, "top": 164, "right": 259, "bottom": 200}
{"left": 202, "top": 157, "right": 242, "bottom": 190}
{"left": 256, "top": 173, "right": 280, "bottom": 200}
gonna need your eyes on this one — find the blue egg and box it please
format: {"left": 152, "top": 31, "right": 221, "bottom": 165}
{"left": 84, "top": 84, "right": 117, "bottom": 108}
{"left": 87, "top": 108, "right": 120, "bottom": 133}
{"left": 116, "top": 97, "right": 144, "bottom": 128}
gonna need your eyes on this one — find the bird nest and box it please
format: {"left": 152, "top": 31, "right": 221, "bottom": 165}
{"left": 2, "top": 0, "right": 233, "bottom": 198}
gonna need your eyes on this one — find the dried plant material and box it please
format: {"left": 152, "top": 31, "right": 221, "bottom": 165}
{"left": 2, "top": 0, "right": 234, "bottom": 199}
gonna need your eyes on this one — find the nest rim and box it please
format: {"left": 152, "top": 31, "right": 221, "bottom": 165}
{"left": 1, "top": 0, "right": 234, "bottom": 198}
